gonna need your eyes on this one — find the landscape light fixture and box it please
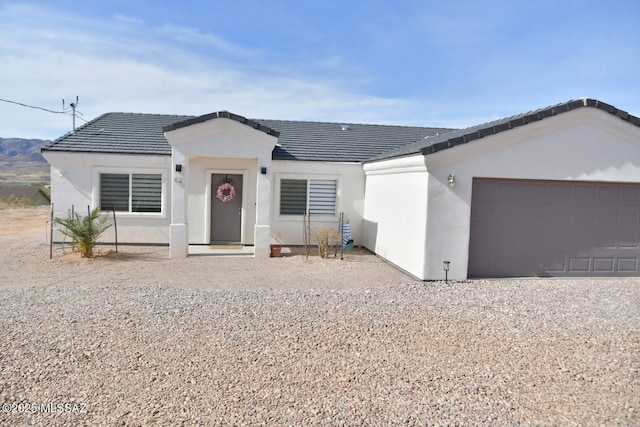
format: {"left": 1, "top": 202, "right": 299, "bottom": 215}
{"left": 443, "top": 260, "right": 450, "bottom": 283}
{"left": 448, "top": 174, "right": 456, "bottom": 188}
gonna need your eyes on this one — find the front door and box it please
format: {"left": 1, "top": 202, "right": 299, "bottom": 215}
{"left": 210, "top": 174, "right": 243, "bottom": 243}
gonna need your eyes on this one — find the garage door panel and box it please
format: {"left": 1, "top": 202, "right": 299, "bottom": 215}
{"left": 468, "top": 178, "right": 640, "bottom": 277}
{"left": 522, "top": 182, "right": 547, "bottom": 203}
{"left": 593, "top": 258, "right": 615, "bottom": 273}
{"left": 469, "top": 203, "right": 493, "bottom": 226}
{"left": 618, "top": 258, "right": 639, "bottom": 273}
{"left": 543, "top": 229, "right": 577, "bottom": 251}
{"left": 596, "top": 208, "right": 618, "bottom": 226}
{"left": 591, "top": 229, "right": 617, "bottom": 248}
{"left": 621, "top": 186, "right": 640, "bottom": 201}
{"left": 542, "top": 205, "right": 571, "bottom": 227}
{"left": 497, "top": 182, "right": 522, "bottom": 201}
{"left": 618, "top": 232, "right": 639, "bottom": 248}
{"left": 546, "top": 183, "right": 572, "bottom": 201}
{"left": 597, "top": 184, "right": 620, "bottom": 202}
{"left": 572, "top": 183, "right": 596, "bottom": 202}
{"left": 571, "top": 209, "right": 596, "bottom": 227}
{"left": 568, "top": 258, "right": 591, "bottom": 273}
{"left": 542, "top": 255, "right": 567, "bottom": 273}
{"left": 619, "top": 209, "right": 640, "bottom": 226}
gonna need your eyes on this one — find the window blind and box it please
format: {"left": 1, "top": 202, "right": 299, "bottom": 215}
{"left": 280, "top": 179, "right": 307, "bottom": 215}
{"left": 100, "top": 173, "right": 129, "bottom": 211}
{"left": 132, "top": 174, "right": 162, "bottom": 213}
{"left": 309, "top": 180, "right": 336, "bottom": 215}
{"left": 100, "top": 173, "right": 162, "bottom": 213}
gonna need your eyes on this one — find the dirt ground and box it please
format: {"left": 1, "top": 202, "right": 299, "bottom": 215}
{"left": 0, "top": 206, "right": 414, "bottom": 291}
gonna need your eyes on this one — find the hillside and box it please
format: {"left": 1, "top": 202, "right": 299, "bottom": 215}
{"left": 0, "top": 137, "right": 50, "bottom": 182}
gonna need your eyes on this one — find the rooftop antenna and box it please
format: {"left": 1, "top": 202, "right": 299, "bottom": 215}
{"left": 63, "top": 96, "right": 79, "bottom": 133}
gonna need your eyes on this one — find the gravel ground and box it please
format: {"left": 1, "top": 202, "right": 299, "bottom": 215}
{"left": 0, "top": 207, "right": 639, "bottom": 425}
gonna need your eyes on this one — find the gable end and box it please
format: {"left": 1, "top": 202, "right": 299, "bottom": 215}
{"left": 163, "top": 111, "right": 280, "bottom": 137}
{"left": 416, "top": 98, "right": 640, "bottom": 158}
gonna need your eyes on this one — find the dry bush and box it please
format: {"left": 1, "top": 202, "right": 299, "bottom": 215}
{"left": 312, "top": 226, "right": 340, "bottom": 259}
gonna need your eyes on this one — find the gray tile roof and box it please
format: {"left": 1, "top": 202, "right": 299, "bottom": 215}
{"left": 42, "top": 113, "right": 192, "bottom": 155}
{"left": 43, "top": 98, "right": 638, "bottom": 163}
{"left": 368, "top": 98, "right": 640, "bottom": 162}
{"left": 43, "top": 111, "right": 453, "bottom": 162}
{"left": 256, "top": 119, "right": 452, "bottom": 162}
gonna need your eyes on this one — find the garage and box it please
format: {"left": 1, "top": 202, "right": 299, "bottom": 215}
{"left": 468, "top": 178, "right": 640, "bottom": 277}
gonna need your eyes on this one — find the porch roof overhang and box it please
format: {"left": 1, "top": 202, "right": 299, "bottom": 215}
{"left": 163, "top": 111, "right": 279, "bottom": 137}
{"left": 163, "top": 111, "right": 279, "bottom": 158}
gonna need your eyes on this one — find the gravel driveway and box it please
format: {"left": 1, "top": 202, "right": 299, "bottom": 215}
{"left": 0, "top": 207, "right": 638, "bottom": 425}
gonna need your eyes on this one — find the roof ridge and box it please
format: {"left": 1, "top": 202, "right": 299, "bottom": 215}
{"left": 255, "top": 117, "right": 454, "bottom": 130}
{"left": 106, "top": 112, "right": 195, "bottom": 117}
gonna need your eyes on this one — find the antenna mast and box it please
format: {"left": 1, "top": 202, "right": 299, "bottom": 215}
{"left": 63, "top": 96, "right": 79, "bottom": 133}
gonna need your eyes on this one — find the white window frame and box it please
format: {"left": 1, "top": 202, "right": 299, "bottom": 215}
{"left": 94, "top": 168, "right": 167, "bottom": 217}
{"left": 275, "top": 174, "right": 340, "bottom": 221}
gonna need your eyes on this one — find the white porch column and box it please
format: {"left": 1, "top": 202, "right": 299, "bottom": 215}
{"left": 170, "top": 148, "right": 188, "bottom": 258}
{"left": 254, "top": 153, "right": 272, "bottom": 258}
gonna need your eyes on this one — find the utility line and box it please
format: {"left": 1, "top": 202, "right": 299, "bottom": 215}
{"left": 0, "top": 97, "right": 68, "bottom": 114}
{"left": 0, "top": 96, "right": 88, "bottom": 123}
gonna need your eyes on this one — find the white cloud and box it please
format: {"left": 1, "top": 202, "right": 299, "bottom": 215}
{"left": 0, "top": 2, "right": 417, "bottom": 139}
{"left": 2, "top": 1, "right": 638, "bottom": 140}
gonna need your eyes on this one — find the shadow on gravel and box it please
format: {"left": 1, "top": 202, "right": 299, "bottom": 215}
{"left": 97, "top": 250, "right": 167, "bottom": 262}
{"left": 53, "top": 247, "right": 169, "bottom": 263}
{"left": 280, "top": 246, "right": 380, "bottom": 263}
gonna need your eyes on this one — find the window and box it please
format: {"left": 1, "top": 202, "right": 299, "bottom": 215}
{"left": 280, "top": 178, "right": 337, "bottom": 216}
{"left": 100, "top": 173, "right": 162, "bottom": 213}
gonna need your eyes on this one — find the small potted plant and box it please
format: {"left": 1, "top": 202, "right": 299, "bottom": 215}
{"left": 270, "top": 244, "right": 282, "bottom": 257}
{"left": 270, "top": 232, "right": 282, "bottom": 257}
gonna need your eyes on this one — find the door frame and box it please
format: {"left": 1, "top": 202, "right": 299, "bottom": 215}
{"left": 205, "top": 168, "right": 248, "bottom": 244}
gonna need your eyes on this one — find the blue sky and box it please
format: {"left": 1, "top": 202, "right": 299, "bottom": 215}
{"left": 1, "top": 0, "right": 639, "bottom": 140}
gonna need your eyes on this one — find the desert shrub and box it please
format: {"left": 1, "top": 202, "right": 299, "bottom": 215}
{"left": 313, "top": 226, "right": 340, "bottom": 259}
{"left": 54, "top": 207, "right": 111, "bottom": 258}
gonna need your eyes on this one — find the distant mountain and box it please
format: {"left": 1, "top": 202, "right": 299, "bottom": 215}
{"left": 0, "top": 137, "right": 48, "bottom": 160}
{"left": 0, "top": 138, "right": 50, "bottom": 181}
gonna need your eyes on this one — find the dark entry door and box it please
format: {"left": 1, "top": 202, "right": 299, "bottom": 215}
{"left": 211, "top": 174, "right": 243, "bottom": 243}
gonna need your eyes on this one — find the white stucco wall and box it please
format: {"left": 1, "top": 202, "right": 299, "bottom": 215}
{"left": 41, "top": 151, "right": 172, "bottom": 244}
{"left": 362, "top": 156, "right": 430, "bottom": 279}
{"left": 364, "top": 108, "right": 640, "bottom": 280}
{"left": 270, "top": 160, "right": 365, "bottom": 246}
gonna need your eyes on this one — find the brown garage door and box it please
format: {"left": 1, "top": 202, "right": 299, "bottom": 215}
{"left": 468, "top": 178, "right": 640, "bottom": 277}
